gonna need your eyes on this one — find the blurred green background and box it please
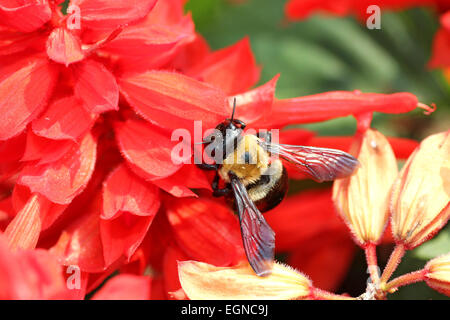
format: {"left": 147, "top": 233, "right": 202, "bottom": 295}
{"left": 186, "top": 0, "right": 449, "bottom": 300}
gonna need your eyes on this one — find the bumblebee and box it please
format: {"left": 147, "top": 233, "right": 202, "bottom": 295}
{"left": 196, "top": 101, "right": 359, "bottom": 277}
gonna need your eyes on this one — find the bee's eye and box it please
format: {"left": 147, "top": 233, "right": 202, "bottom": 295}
{"left": 243, "top": 151, "right": 251, "bottom": 164}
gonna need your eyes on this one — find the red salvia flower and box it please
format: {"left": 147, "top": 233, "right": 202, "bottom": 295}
{"left": 0, "top": 0, "right": 435, "bottom": 299}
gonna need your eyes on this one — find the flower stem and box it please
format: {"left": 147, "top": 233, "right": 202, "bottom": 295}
{"left": 384, "top": 269, "right": 426, "bottom": 293}
{"left": 311, "top": 288, "right": 356, "bottom": 300}
{"left": 380, "top": 243, "right": 406, "bottom": 285}
{"left": 364, "top": 243, "right": 380, "bottom": 286}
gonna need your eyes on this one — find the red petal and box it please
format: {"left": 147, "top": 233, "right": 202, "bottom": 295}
{"left": 91, "top": 274, "right": 151, "bottom": 300}
{"left": 165, "top": 197, "right": 245, "bottom": 266}
{"left": 0, "top": 131, "right": 26, "bottom": 163}
{"left": 119, "top": 70, "right": 228, "bottom": 132}
{"left": 100, "top": 212, "right": 155, "bottom": 266}
{"left": 265, "top": 189, "right": 347, "bottom": 251}
{"left": 0, "top": 0, "right": 51, "bottom": 32}
{"left": 104, "top": 15, "right": 195, "bottom": 71}
{"left": 21, "top": 130, "right": 75, "bottom": 165}
{"left": 0, "top": 235, "right": 69, "bottom": 299}
{"left": 151, "top": 164, "right": 211, "bottom": 198}
{"left": 71, "top": 0, "right": 157, "bottom": 30}
{"left": 253, "top": 91, "right": 420, "bottom": 128}
{"left": 73, "top": 59, "right": 119, "bottom": 113}
{"left": 163, "top": 244, "right": 189, "bottom": 298}
{"left": 171, "top": 33, "right": 210, "bottom": 71}
{"left": 0, "top": 55, "right": 58, "bottom": 140}
{"left": 4, "top": 193, "right": 42, "bottom": 250}
{"left": 285, "top": 0, "right": 351, "bottom": 20}
{"left": 288, "top": 231, "right": 355, "bottom": 292}
{"left": 232, "top": 75, "right": 279, "bottom": 124}
{"left": 19, "top": 132, "right": 97, "bottom": 204}
{"left": 186, "top": 37, "right": 260, "bottom": 95}
{"left": 32, "top": 96, "right": 96, "bottom": 141}
{"left": 0, "top": 29, "right": 46, "bottom": 56}
{"left": 102, "top": 163, "right": 160, "bottom": 219}
{"left": 46, "top": 27, "right": 84, "bottom": 66}
{"left": 49, "top": 193, "right": 105, "bottom": 272}
{"left": 115, "top": 119, "right": 182, "bottom": 180}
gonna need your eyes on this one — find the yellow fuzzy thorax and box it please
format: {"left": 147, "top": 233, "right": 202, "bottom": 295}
{"left": 219, "top": 134, "right": 269, "bottom": 185}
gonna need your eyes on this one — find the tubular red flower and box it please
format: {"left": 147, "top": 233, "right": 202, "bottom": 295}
{"left": 253, "top": 91, "right": 421, "bottom": 129}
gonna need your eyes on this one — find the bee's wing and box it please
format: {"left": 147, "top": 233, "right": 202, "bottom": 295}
{"left": 261, "top": 142, "right": 359, "bottom": 183}
{"left": 229, "top": 173, "right": 275, "bottom": 277}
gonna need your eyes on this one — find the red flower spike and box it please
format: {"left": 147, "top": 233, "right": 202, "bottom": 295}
{"left": 165, "top": 198, "right": 245, "bottom": 267}
{"left": 73, "top": 59, "right": 119, "bottom": 113}
{"left": 265, "top": 189, "right": 346, "bottom": 251}
{"left": 46, "top": 27, "right": 85, "bottom": 66}
{"left": 102, "top": 163, "right": 161, "bottom": 219}
{"left": 186, "top": 37, "right": 261, "bottom": 95}
{"left": 21, "top": 130, "right": 75, "bottom": 165}
{"left": 19, "top": 132, "right": 97, "bottom": 205}
{"left": 91, "top": 274, "right": 151, "bottom": 300}
{"left": 32, "top": 96, "right": 97, "bottom": 141}
{"left": 254, "top": 91, "right": 420, "bottom": 129}
{"left": 232, "top": 75, "right": 280, "bottom": 124}
{"left": 0, "top": 0, "right": 51, "bottom": 33}
{"left": 100, "top": 211, "right": 155, "bottom": 267}
{"left": 70, "top": 0, "right": 158, "bottom": 30}
{"left": 288, "top": 231, "right": 355, "bottom": 292}
{"left": 119, "top": 70, "right": 228, "bottom": 132}
{"left": 50, "top": 193, "right": 105, "bottom": 273}
{"left": 0, "top": 55, "right": 58, "bottom": 140}
{"left": 115, "top": 119, "right": 183, "bottom": 180}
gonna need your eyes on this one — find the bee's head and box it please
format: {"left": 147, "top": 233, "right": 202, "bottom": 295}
{"left": 201, "top": 98, "right": 247, "bottom": 161}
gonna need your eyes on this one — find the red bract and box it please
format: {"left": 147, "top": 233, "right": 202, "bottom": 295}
{"left": 0, "top": 0, "right": 433, "bottom": 300}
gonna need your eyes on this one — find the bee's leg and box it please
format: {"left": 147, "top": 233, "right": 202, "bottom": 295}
{"left": 212, "top": 172, "right": 231, "bottom": 197}
{"left": 196, "top": 163, "right": 219, "bottom": 171}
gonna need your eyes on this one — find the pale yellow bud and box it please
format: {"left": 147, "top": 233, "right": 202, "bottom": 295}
{"left": 333, "top": 129, "right": 398, "bottom": 246}
{"left": 178, "top": 261, "right": 311, "bottom": 300}
{"left": 390, "top": 131, "right": 450, "bottom": 248}
{"left": 425, "top": 253, "right": 450, "bottom": 297}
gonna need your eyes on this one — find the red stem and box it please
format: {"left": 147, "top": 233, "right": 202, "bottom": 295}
{"left": 380, "top": 243, "right": 406, "bottom": 285}
{"left": 364, "top": 243, "right": 380, "bottom": 286}
{"left": 384, "top": 269, "right": 427, "bottom": 292}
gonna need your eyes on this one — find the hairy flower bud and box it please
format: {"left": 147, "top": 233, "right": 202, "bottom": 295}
{"left": 178, "top": 260, "right": 311, "bottom": 300}
{"left": 333, "top": 128, "right": 398, "bottom": 246}
{"left": 425, "top": 253, "right": 450, "bottom": 297}
{"left": 390, "top": 131, "right": 450, "bottom": 249}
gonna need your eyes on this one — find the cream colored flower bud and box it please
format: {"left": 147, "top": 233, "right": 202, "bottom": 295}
{"left": 390, "top": 131, "right": 450, "bottom": 249}
{"left": 178, "top": 261, "right": 311, "bottom": 300}
{"left": 425, "top": 253, "right": 450, "bottom": 297}
{"left": 333, "top": 129, "right": 398, "bottom": 246}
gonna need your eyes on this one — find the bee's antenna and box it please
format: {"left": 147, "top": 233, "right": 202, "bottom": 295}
{"left": 230, "top": 97, "right": 237, "bottom": 122}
